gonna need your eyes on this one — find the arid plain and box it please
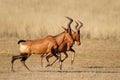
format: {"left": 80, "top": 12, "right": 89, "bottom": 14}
{"left": 0, "top": 0, "right": 120, "bottom": 80}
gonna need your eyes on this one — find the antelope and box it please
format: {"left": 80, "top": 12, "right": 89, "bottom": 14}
{"left": 41, "top": 19, "right": 83, "bottom": 69}
{"left": 70, "top": 20, "right": 83, "bottom": 64}
{"left": 40, "top": 17, "right": 74, "bottom": 68}
{"left": 11, "top": 17, "right": 74, "bottom": 72}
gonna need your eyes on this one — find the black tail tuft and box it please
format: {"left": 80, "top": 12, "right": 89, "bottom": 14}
{"left": 18, "top": 40, "right": 26, "bottom": 44}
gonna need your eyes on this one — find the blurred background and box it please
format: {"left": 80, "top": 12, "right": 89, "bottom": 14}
{"left": 0, "top": 0, "right": 120, "bottom": 40}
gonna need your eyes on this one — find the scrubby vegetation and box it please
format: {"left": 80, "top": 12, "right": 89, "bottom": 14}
{"left": 0, "top": 0, "right": 120, "bottom": 40}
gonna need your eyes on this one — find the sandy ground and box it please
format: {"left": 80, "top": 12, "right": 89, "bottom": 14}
{"left": 0, "top": 40, "right": 120, "bottom": 80}
{"left": 0, "top": 0, "right": 120, "bottom": 79}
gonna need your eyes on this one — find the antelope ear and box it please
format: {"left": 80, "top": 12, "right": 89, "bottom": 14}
{"left": 72, "top": 29, "right": 75, "bottom": 33}
{"left": 62, "top": 26, "right": 67, "bottom": 31}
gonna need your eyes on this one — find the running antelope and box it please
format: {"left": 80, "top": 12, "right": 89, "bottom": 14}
{"left": 41, "top": 19, "right": 83, "bottom": 69}
{"left": 11, "top": 17, "right": 74, "bottom": 72}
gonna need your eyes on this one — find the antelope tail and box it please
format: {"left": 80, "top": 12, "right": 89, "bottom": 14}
{"left": 18, "top": 40, "right": 26, "bottom": 44}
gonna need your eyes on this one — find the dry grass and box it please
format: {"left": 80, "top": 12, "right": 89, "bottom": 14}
{"left": 0, "top": 0, "right": 120, "bottom": 40}
{"left": 0, "top": 0, "right": 120, "bottom": 80}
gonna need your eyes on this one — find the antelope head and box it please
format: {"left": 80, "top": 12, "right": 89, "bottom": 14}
{"left": 72, "top": 20, "right": 83, "bottom": 45}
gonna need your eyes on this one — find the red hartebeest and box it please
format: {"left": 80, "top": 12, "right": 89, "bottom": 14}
{"left": 40, "top": 19, "right": 83, "bottom": 69}
{"left": 11, "top": 17, "right": 74, "bottom": 72}
{"left": 70, "top": 20, "right": 83, "bottom": 64}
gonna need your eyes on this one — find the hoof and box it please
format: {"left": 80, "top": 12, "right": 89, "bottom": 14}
{"left": 60, "top": 65, "right": 62, "bottom": 70}
{"left": 11, "top": 69, "right": 15, "bottom": 72}
{"left": 45, "top": 64, "right": 51, "bottom": 67}
{"left": 61, "top": 60, "right": 64, "bottom": 62}
{"left": 71, "top": 60, "right": 74, "bottom": 65}
{"left": 59, "top": 60, "right": 64, "bottom": 63}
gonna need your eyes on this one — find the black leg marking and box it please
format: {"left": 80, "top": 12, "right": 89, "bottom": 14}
{"left": 20, "top": 53, "right": 31, "bottom": 71}
{"left": 11, "top": 55, "right": 22, "bottom": 72}
{"left": 70, "top": 48, "right": 76, "bottom": 65}
{"left": 11, "top": 53, "right": 31, "bottom": 72}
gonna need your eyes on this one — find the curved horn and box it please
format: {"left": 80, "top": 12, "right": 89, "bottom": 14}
{"left": 77, "top": 20, "right": 83, "bottom": 30}
{"left": 65, "top": 16, "right": 73, "bottom": 30}
{"left": 75, "top": 21, "right": 79, "bottom": 31}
